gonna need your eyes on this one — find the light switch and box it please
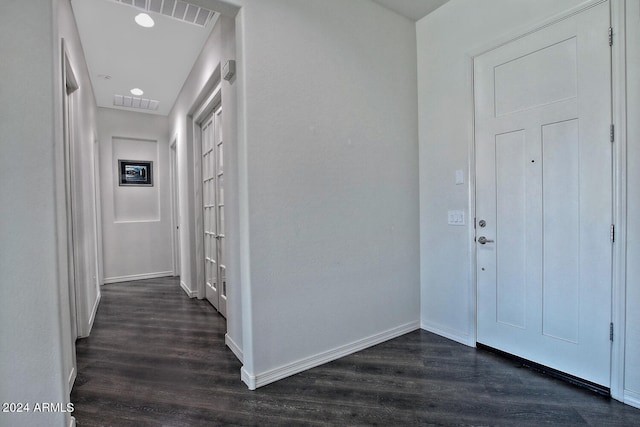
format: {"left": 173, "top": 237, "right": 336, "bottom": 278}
{"left": 448, "top": 210, "right": 465, "bottom": 226}
{"left": 455, "top": 170, "right": 464, "bottom": 185}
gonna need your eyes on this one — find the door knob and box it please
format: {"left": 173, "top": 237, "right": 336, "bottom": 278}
{"left": 477, "top": 236, "right": 494, "bottom": 244}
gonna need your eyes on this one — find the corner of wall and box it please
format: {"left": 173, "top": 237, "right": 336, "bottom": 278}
{"left": 180, "top": 280, "right": 198, "bottom": 298}
{"left": 421, "top": 320, "right": 474, "bottom": 347}
{"left": 241, "top": 366, "right": 256, "bottom": 390}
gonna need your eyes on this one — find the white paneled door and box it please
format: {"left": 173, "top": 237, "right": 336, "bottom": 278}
{"left": 202, "top": 105, "right": 227, "bottom": 317}
{"left": 474, "top": 2, "right": 612, "bottom": 387}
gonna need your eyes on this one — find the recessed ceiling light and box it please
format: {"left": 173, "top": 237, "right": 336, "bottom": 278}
{"left": 130, "top": 88, "right": 144, "bottom": 96}
{"left": 113, "top": 0, "right": 215, "bottom": 27}
{"left": 134, "top": 12, "right": 154, "bottom": 28}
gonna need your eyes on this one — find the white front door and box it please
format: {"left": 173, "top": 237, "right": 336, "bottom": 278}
{"left": 475, "top": 2, "right": 612, "bottom": 387}
{"left": 202, "top": 106, "right": 226, "bottom": 317}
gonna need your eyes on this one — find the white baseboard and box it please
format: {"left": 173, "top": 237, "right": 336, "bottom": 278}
{"left": 242, "top": 320, "right": 420, "bottom": 390}
{"left": 76, "top": 287, "right": 102, "bottom": 339}
{"left": 68, "top": 366, "right": 76, "bottom": 390}
{"left": 180, "top": 280, "right": 197, "bottom": 298}
{"left": 86, "top": 292, "right": 101, "bottom": 335}
{"left": 103, "top": 271, "right": 174, "bottom": 284}
{"left": 225, "top": 333, "right": 243, "bottom": 362}
{"left": 421, "top": 320, "right": 474, "bottom": 347}
{"left": 624, "top": 389, "right": 640, "bottom": 409}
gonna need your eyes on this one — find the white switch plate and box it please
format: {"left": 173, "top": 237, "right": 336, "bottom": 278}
{"left": 455, "top": 169, "right": 464, "bottom": 185}
{"left": 448, "top": 210, "right": 465, "bottom": 226}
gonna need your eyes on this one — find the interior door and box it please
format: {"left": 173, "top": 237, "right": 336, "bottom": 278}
{"left": 202, "top": 112, "right": 218, "bottom": 310}
{"left": 474, "top": 2, "right": 612, "bottom": 387}
{"left": 202, "top": 105, "right": 226, "bottom": 317}
{"left": 214, "top": 106, "right": 227, "bottom": 317}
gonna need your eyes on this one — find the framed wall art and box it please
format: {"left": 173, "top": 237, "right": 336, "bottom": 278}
{"left": 118, "top": 160, "right": 153, "bottom": 186}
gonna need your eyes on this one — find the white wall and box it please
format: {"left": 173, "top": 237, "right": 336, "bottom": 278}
{"left": 233, "top": 0, "right": 420, "bottom": 387}
{"left": 168, "top": 14, "right": 243, "bottom": 357}
{"left": 624, "top": 0, "right": 640, "bottom": 409}
{"left": 98, "top": 108, "right": 173, "bottom": 283}
{"left": 0, "top": 0, "right": 100, "bottom": 425}
{"left": 0, "top": 2, "right": 67, "bottom": 426}
{"left": 417, "top": 0, "right": 639, "bottom": 406}
{"left": 185, "top": 0, "right": 420, "bottom": 387}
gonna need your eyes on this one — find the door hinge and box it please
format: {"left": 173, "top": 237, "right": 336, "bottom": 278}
{"left": 610, "top": 124, "right": 614, "bottom": 143}
{"left": 610, "top": 224, "right": 615, "bottom": 242}
{"left": 608, "top": 27, "right": 613, "bottom": 46}
{"left": 610, "top": 322, "right": 614, "bottom": 341}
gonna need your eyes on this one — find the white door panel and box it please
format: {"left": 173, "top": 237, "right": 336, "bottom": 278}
{"left": 214, "top": 107, "right": 227, "bottom": 317}
{"left": 475, "top": 2, "right": 612, "bottom": 386}
{"left": 202, "top": 113, "right": 218, "bottom": 310}
{"left": 202, "top": 105, "right": 226, "bottom": 317}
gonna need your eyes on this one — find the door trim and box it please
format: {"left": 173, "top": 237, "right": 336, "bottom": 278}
{"left": 89, "top": 135, "right": 102, "bottom": 333}
{"left": 170, "top": 137, "right": 181, "bottom": 277}
{"left": 61, "top": 39, "right": 79, "bottom": 391}
{"left": 466, "top": 0, "right": 626, "bottom": 401}
{"left": 609, "top": 0, "right": 627, "bottom": 403}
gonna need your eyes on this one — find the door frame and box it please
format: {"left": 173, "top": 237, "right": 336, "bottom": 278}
{"left": 466, "top": 0, "right": 627, "bottom": 401}
{"left": 61, "top": 39, "right": 80, "bottom": 390}
{"left": 193, "top": 84, "right": 223, "bottom": 300}
{"left": 90, "top": 135, "right": 103, "bottom": 329}
{"left": 170, "top": 137, "right": 181, "bottom": 277}
{"left": 609, "top": 0, "right": 628, "bottom": 404}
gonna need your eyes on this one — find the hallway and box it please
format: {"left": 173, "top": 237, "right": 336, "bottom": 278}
{"left": 71, "top": 277, "right": 640, "bottom": 426}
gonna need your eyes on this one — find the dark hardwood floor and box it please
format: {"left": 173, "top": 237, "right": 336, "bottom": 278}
{"left": 71, "top": 277, "right": 640, "bottom": 426}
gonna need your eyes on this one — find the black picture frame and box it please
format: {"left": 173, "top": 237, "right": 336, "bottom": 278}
{"left": 118, "top": 160, "right": 153, "bottom": 186}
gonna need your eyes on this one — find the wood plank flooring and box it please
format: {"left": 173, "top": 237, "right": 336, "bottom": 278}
{"left": 71, "top": 277, "right": 640, "bottom": 426}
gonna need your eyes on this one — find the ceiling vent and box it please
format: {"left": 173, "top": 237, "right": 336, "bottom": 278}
{"left": 114, "top": 94, "right": 160, "bottom": 111}
{"left": 112, "top": 0, "right": 215, "bottom": 27}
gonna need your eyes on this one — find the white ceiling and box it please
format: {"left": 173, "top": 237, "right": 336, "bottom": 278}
{"left": 371, "top": 0, "right": 449, "bottom": 21}
{"left": 71, "top": 0, "right": 218, "bottom": 115}
{"left": 72, "top": 0, "right": 448, "bottom": 117}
